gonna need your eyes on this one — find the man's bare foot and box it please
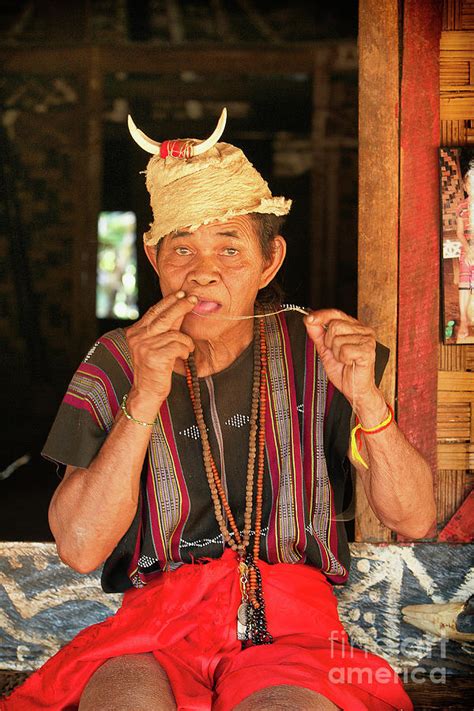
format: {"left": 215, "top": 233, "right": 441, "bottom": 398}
{"left": 457, "top": 324, "right": 470, "bottom": 339}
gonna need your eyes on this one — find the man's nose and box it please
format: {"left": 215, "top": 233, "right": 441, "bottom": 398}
{"left": 189, "top": 257, "right": 220, "bottom": 285}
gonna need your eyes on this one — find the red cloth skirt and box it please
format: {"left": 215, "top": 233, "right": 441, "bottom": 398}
{"left": 1, "top": 550, "right": 412, "bottom": 710}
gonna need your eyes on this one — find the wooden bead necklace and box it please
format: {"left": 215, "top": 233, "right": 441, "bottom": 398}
{"left": 184, "top": 314, "right": 272, "bottom": 645}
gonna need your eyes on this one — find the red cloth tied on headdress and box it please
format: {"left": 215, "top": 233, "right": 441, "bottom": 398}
{"left": 160, "top": 140, "right": 193, "bottom": 159}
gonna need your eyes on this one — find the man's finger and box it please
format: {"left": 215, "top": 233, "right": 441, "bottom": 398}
{"left": 140, "top": 291, "right": 186, "bottom": 324}
{"left": 143, "top": 330, "right": 195, "bottom": 352}
{"left": 304, "top": 308, "right": 357, "bottom": 329}
{"left": 322, "top": 321, "right": 375, "bottom": 351}
{"left": 147, "top": 293, "right": 198, "bottom": 333}
{"left": 330, "top": 335, "right": 375, "bottom": 366}
{"left": 151, "top": 341, "right": 195, "bottom": 365}
{"left": 324, "top": 320, "right": 374, "bottom": 338}
{"left": 304, "top": 317, "right": 329, "bottom": 360}
{"left": 337, "top": 345, "right": 376, "bottom": 374}
{"left": 169, "top": 294, "right": 198, "bottom": 331}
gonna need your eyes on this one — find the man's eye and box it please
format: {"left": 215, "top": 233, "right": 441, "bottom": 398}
{"left": 175, "top": 247, "right": 192, "bottom": 255}
{"left": 222, "top": 248, "right": 238, "bottom": 256}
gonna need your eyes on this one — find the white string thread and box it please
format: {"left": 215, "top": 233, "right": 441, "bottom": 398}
{"left": 191, "top": 304, "right": 310, "bottom": 320}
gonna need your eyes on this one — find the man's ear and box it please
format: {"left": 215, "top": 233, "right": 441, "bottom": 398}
{"left": 259, "top": 236, "right": 287, "bottom": 290}
{"left": 144, "top": 242, "right": 160, "bottom": 276}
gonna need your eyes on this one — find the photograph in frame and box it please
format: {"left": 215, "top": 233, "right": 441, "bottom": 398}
{"left": 440, "top": 146, "right": 474, "bottom": 344}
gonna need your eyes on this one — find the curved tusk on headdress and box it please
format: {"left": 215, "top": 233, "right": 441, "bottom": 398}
{"left": 193, "top": 107, "right": 227, "bottom": 156}
{"left": 127, "top": 114, "right": 162, "bottom": 155}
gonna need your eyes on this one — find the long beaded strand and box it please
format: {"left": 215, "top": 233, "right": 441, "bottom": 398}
{"left": 184, "top": 317, "right": 260, "bottom": 554}
{"left": 184, "top": 316, "right": 272, "bottom": 644}
{"left": 244, "top": 323, "right": 272, "bottom": 645}
{"left": 248, "top": 326, "right": 267, "bottom": 607}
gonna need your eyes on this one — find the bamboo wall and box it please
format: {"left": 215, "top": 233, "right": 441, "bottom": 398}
{"left": 357, "top": 0, "right": 474, "bottom": 543}
{"left": 437, "top": 0, "right": 474, "bottom": 530}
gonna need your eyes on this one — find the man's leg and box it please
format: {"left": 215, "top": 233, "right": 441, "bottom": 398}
{"left": 78, "top": 653, "right": 177, "bottom": 711}
{"left": 232, "top": 684, "right": 339, "bottom": 710}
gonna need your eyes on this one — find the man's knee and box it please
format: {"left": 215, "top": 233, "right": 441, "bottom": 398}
{"left": 233, "top": 684, "right": 339, "bottom": 710}
{"left": 78, "top": 653, "right": 176, "bottom": 711}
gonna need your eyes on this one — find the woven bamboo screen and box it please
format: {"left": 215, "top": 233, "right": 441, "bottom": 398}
{"left": 437, "top": 0, "right": 474, "bottom": 530}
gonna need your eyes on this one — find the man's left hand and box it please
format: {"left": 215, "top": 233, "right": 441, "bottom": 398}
{"left": 304, "top": 308, "right": 381, "bottom": 412}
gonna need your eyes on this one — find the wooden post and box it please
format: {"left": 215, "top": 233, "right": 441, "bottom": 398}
{"left": 397, "top": 0, "right": 441, "bottom": 535}
{"left": 311, "top": 46, "right": 332, "bottom": 309}
{"left": 72, "top": 47, "right": 103, "bottom": 360}
{"left": 357, "top": 0, "right": 400, "bottom": 541}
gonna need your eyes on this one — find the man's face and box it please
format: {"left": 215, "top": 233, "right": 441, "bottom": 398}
{"left": 152, "top": 215, "right": 283, "bottom": 341}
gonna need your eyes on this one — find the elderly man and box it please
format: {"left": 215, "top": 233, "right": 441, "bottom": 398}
{"left": 2, "top": 110, "right": 435, "bottom": 711}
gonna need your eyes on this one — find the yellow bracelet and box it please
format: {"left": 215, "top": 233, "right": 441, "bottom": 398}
{"left": 350, "top": 404, "right": 394, "bottom": 470}
{"left": 121, "top": 393, "right": 157, "bottom": 427}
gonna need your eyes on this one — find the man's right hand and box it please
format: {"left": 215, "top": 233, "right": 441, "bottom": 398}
{"left": 125, "top": 291, "right": 197, "bottom": 421}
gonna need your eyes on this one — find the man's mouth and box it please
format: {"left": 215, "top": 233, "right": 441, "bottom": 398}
{"left": 191, "top": 300, "right": 222, "bottom": 315}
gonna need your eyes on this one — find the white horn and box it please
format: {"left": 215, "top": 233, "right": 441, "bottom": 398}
{"left": 127, "top": 114, "right": 162, "bottom": 155}
{"left": 193, "top": 108, "right": 227, "bottom": 156}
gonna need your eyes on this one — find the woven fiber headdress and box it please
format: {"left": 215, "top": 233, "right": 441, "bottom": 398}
{"left": 128, "top": 108, "right": 292, "bottom": 245}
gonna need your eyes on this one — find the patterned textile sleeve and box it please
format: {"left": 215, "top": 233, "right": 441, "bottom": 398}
{"left": 41, "top": 330, "right": 132, "bottom": 470}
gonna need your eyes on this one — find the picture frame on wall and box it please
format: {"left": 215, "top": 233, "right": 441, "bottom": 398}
{"left": 440, "top": 146, "right": 474, "bottom": 344}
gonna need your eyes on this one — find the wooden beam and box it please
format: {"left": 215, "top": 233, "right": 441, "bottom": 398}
{"left": 0, "top": 41, "right": 358, "bottom": 77}
{"left": 0, "top": 44, "right": 320, "bottom": 75}
{"left": 106, "top": 76, "right": 312, "bottom": 104}
{"left": 357, "top": 0, "right": 400, "bottom": 541}
{"left": 99, "top": 43, "right": 333, "bottom": 74}
{"left": 0, "top": 47, "right": 89, "bottom": 73}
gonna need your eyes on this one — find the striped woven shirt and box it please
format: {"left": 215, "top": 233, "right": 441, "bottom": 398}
{"left": 43, "top": 310, "right": 387, "bottom": 593}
